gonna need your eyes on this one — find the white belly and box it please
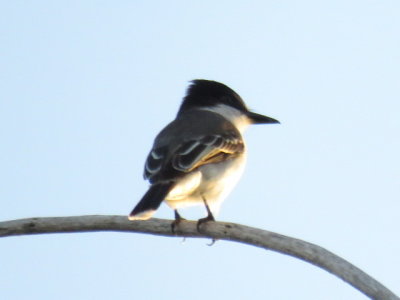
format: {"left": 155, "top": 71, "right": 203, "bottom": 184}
{"left": 164, "top": 153, "right": 247, "bottom": 216}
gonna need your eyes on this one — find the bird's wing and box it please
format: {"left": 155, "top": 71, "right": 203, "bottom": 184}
{"left": 173, "top": 134, "right": 244, "bottom": 171}
{"left": 144, "top": 133, "right": 244, "bottom": 181}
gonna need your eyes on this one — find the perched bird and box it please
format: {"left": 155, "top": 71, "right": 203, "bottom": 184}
{"left": 129, "top": 79, "right": 279, "bottom": 225}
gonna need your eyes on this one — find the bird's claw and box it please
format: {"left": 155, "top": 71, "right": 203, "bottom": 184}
{"left": 196, "top": 214, "right": 215, "bottom": 232}
{"left": 171, "top": 210, "right": 186, "bottom": 234}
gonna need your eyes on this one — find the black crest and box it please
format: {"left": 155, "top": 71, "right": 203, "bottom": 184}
{"left": 177, "top": 80, "right": 248, "bottom": 115}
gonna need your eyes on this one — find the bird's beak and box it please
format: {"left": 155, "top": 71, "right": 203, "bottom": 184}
{"left": 247, "top": 111, "right": 280, "bottom": 124}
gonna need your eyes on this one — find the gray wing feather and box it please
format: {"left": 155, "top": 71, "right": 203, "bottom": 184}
{"left": 144, "top": 133, "right": 243, "bottom": 181}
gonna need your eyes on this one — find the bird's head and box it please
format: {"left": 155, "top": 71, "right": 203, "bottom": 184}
{"left": 178, "top": 80, "right": 280, "bottom": 128}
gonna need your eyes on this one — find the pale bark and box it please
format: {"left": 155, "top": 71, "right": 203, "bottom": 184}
{"left": 0, "top": 215, "right": 398, "bottom": 300}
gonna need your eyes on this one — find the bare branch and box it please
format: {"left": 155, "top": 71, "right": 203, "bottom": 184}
{"left": 0, "top": 215, "right": 397, "bottom": 300}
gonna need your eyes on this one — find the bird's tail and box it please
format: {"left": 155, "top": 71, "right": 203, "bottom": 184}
{"left": 129, "top": 182, "right": 174, "bottom": 220}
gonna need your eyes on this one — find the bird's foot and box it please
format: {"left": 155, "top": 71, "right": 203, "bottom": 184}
{"left": 171, "top": 210, "right": 186, "bottom": 234}
{"left": 197, "top": 215, "right": 217, "bottom": 246}
{"left": 197, "top": 196, "right": 216, "bottom": 231}
{"left": 196, "top": 214, "right": 215, "bottom": 232}
{"left": 196, "top": 196, "right": 218, "bottom": 245}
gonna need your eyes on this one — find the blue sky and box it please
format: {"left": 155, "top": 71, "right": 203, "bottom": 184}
{"left": 1, "top": 1, "right": 399, "bottom": 299}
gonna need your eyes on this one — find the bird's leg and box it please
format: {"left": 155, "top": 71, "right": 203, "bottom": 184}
{"left": 197, "top": 197, "right": 217, "bottom": 245}
{"left": 171, "top": 209, "right": 186, "bottom": 233}
{"left": 197, "top": 196, "right": 215, "bottom": 231}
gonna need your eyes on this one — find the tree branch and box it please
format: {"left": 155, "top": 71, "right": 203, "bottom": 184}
{"left": 0, "top": 215, "right": 397, "bottom": 300}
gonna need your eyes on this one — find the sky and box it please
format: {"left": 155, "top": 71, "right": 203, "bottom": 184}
{"left": 1, "top": 1, "right": 399, "bottom": 299}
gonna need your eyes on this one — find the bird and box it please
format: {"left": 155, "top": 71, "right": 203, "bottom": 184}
{"left": 128, "top": 79, "right": 279, "bottom": 227}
